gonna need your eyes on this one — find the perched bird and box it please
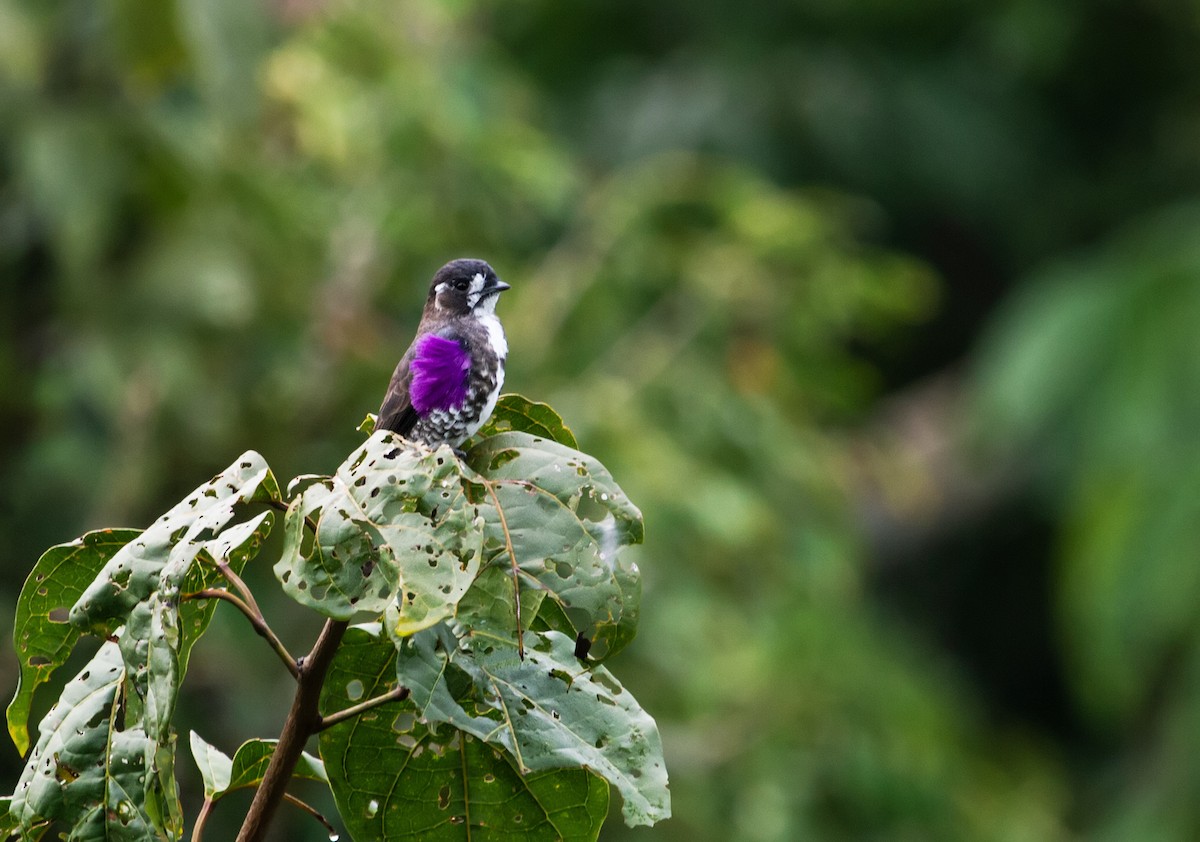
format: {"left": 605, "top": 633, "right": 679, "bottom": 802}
{"left": 377, "top": 258, "right": 511, "bottom": 449}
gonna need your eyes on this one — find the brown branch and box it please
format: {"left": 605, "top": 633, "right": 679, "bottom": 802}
{"left": 318, "top": 684, "right": 410, "bottom": 732}
{"left": 483, "top": 478, "right": 524, "bottom": 660}
{"left": 236, "top": 619, "right": 348, "bottom": 842}
{"left": 183, "top": 589, "right": 299, "bottom": 680}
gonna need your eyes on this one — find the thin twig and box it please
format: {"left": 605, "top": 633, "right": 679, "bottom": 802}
{"left": 215, "top": 560, "right": 263, "bottom": 620}
{"left": 282, "top": 793, "right": 340, "bottom": 839}
{"left": 183, "top": 589, "right": 299, "bottom": 680}
{"left": 318, "top": 685, "right": 411, "bottom": 732}
{"left": 483, "top": 478, "right": 524, "bottom": 660}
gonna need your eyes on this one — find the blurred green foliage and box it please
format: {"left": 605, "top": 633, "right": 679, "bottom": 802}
{"left": 2, "top": 0, "right": 1200, "bottom": 839}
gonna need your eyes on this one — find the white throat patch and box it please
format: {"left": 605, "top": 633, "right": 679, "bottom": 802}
{"left": 466, "top": 273, "right": 487, "bottom": 310}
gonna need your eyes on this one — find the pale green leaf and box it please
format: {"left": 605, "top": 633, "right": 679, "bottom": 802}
{"left": 69, "top": 451, "right": 279, "bottom": 632}
{"left": 10, "top": 641, "right": 164, "bottom": 840}
{"left": 466, "top": 432, "right": 643, "bottom": 659}
{"left": 188, "top": 732, "right": 232, "bottom": 800}
{"left": 395, "top": 626, "right": 670, "bottom": 827}
{"left": 274, "top": 434, "right": 484, "bottom": 633}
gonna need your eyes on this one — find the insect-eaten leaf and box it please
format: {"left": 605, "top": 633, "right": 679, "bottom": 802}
{"left": 395, "top": 624, "right": 671, "bottom": 828}
{"left": 466, "top": 431, "right": 644, "bottom": 661}
{"left": 10, "top": 640, "right": 171, "bottom": 840}
{"left": 8, "top": 528, "right": 141, "bottom": 757}
{"left": 274, "top": 434, "right": 485, "bottom": 635}
{"left": 319, "top": 625, "right": 609, "bottom": 841}
{"left": 69, "top": 451, "right": 279, "bottom": 633}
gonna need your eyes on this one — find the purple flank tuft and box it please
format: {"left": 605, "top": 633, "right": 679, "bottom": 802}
{"left": 410, "top": 334, "right": 471, "bottom": 415}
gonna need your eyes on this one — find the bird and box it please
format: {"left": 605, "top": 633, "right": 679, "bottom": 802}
{"left": 376, "top": 258, "right": 511, "bottom": 449}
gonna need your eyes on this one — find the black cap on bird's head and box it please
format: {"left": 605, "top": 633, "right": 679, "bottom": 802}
{"left": 426, "top": 258, "right": 510, "bottom": 317}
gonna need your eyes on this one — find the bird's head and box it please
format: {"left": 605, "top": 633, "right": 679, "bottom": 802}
{"left": 426, "top": 258, "right": 510, "bottom": 318}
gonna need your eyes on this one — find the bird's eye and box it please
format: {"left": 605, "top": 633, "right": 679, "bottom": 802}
{"left": 454, "top": 279, "right": 469, "bottom": 291}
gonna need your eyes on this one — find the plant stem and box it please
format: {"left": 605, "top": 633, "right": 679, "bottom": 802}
{"left": 236, "top": 618, "right": 348, "bottom": 842}
{"left": 282, "top": 792, "right": 340, "bottom": 839}
{"left": 183, "top": 588, "right": 299, "bottom": 679}
{"left": 192, "top": 798, "right": 216, "bottom": 842}
{"left": 317, "top": 684, "right": 410, "bottom": 732}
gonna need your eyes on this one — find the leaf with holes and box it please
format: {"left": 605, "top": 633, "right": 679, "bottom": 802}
{"left": 69, "top": 451, "right": 280, "bottom": 633}
{"left": 10, "top": 640, "right": 166, "bottom": 840}
{"left": 394, "top": 625, "right": 670, "bottom": 827}
{"left": 319, "top": 625, "right": 609, "bottom": 841}
{"left": 466, "top": 432, "right": 643, "bottom": 660}
{"left": 188, "top": 733, "right": 326, "bottom": 801}
{"left": 473, "top": 394, "right": 580, "bottom": 449}
{"left": 274, "top": 434, "right": 485, "bottom": 632}
{"left": 8, "top": 528, "right": 141, "bottom": 757}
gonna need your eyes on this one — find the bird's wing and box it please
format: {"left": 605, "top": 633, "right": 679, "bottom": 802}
{"left": 377, "top": 331, "right": 471, "bottom": 436}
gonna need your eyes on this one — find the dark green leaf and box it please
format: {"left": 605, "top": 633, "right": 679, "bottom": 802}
{"left": 395, "top": 626, "right": 670, "bottom": 827}
{"left": 226, "top": 739, "right": 327, "bottom": 794}
{"left": 474, "top": 395, "right": 580, "bottom": 449}
{"left": 8, "top": 528, "right": 141, "bottom": 756}
{"left": 274, "top": 434, "right": 484, "bottom": 631}
{"left": 320, "top": 625, "right": 608, "bottom": 841}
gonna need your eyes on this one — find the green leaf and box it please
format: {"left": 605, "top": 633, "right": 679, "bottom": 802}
{"left": 0, "top": 796, "right": 27, "bottom": 840}
{"left": 188, "top": 733, "right": 326, "bottom": 801}
{"left": 466, "top": 432, "right": 643, "bottom": 659}
{"left": 320, "top": 625, "right": 608, "bottom": 842}
{"left": 8, "top": 528, "right": 141, "bottom": 756}
{"left": 275, "top": 434, "right": 484, "bottom": 632}
{"left": 59, "top": 453, "right": 278, "bottom": 838}
{"left": 11, "top": 640, "right": 164, "bottom": 840}
{"left": 396, "top": 625, "right": 670, "bottom": 828}
{"left": 188, "top": 732, "right": 232, "bottom": 800}
{"left": 225, "top": 739, "right": 327, "bottom": 794}
{"left": 474, "top": 395, "right": 579, "bottom": 449}
{"left": 69, "top": 451, "right": 279, "bottom": 632}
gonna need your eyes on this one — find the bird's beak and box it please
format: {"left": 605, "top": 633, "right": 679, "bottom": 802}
{"left": 489, "top": 278, "right": 511, "bottom": 293}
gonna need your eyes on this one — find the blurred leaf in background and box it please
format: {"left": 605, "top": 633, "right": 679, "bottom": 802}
{"left": 3, "top": 0, "right": 1200, "bottom": 839}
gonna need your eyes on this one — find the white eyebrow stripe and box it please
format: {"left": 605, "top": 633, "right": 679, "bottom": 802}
{"left": 470, "top": 273, "right": 485, "bottom": 294}
{"left": 435, "top": 282, "right": 448, "bottom": 293}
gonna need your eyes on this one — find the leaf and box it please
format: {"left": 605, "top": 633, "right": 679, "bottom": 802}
{"left": 474, "top": 395, "right": 580, "bottom": 449}
{"left": 69, "top": 451, "right": 280, "bottom": 632}
{"left": 188, "top": 733, "right": 326, "bottom": 801}
{"left": 0, "top": 796, "right": 28, "bottom": 840}
{"left": 188, "top": 732, "right": 232, "bottom": 800}
{"left": 274, "top": 434, "right": 485, "bottom": 633}
{"left": 466, "top": 432, "right": 643, "bottom": 659}
{"left": 61, "top": 453, "right": 278, "bottom": 838}
{"left": 225, "top": 739, "right": 327, "bottom": 794}
{"left": 8, "top": 528, "right": 141, "bottom": 756}
{"left": 319, "top": 625, "right": 609, "bottom": 842}
{"left": 395, "top": 625, "right": 670, "bottom": 827}
{"left": 10, "top": 640, "right": 164, "bottom": 840}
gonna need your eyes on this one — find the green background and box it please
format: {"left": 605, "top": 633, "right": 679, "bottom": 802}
{"left": 3, "top": 0, "right": 1200, "bottom": 839}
